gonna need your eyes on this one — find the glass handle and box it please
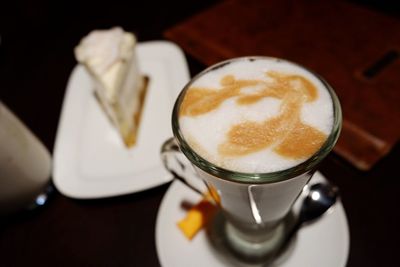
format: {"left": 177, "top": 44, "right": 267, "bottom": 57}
{"left": 161, "top": 137, "right": 204, "bottom": 195}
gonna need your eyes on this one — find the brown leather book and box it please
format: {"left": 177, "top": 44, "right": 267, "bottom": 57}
{"left": 165, "top": 0, "right": 400, "bottom": 170}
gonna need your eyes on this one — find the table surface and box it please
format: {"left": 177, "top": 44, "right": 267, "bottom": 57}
{"left": 1, "top": 1, "right": 399, "bottom": 266}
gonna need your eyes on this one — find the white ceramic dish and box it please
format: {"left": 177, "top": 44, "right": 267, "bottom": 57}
{"left": 53, "top": 41, "right": 190, "bottom": 199}
{"left": 155, "top": 172, "right": 350, "bottom": 267}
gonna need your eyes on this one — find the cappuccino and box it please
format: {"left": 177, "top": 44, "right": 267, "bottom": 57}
{"left": 178, "top": 58, "right": 334, "bottom": 173}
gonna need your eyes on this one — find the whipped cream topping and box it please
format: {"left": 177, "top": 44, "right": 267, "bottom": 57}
{"left": 75, "top": 27, "right": 135, "bottom": 75}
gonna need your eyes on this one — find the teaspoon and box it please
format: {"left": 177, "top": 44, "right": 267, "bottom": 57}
{"left": 269, "top": 182, "right": 340, "bottom": 264}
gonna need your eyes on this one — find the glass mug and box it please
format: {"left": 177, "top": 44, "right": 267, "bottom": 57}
{"left": 162, "top": 57, "right": 342, "bottom": 262}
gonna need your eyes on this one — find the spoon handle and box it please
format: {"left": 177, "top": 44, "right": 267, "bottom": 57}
{"left": 278, "top": 220, "right": 302, "bottom": 256}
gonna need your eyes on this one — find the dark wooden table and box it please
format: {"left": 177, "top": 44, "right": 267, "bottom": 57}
{"left": 1, "top": 1, "right": 399, "bottom": 266}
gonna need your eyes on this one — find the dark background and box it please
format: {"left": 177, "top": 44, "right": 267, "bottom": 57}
{"left": 1, "top": 1, "right": 399, "bottom": 266}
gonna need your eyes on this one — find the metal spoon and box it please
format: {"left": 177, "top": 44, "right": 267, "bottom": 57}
{"left": 270, "top": 182, "right": 340, "bottom": 263}
{"left": 298, "top": 183, "right": 340, "bottom": 226}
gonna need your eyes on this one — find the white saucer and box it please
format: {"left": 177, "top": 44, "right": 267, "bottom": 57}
{"left": 155, "top": 172, "right": 350, "bottom": 267}
{"left": 53, "top": 41, "right": 190, "bottom": 199}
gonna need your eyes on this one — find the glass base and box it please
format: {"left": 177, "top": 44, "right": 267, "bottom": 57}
{"left": 0, "top": 182, "right": 54, "bottom": 219}
{"left": 207, "top": 211, "right": 295, "bottom": 265}
{"left": 225, "top": 220, "right": 286, "bottom": 260}
{"left": 25, "top": 183, "right": 54, "bottom": 212}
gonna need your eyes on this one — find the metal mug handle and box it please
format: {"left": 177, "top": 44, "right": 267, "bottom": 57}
{"left": 161, "top": 137, "right": 205, "bottom": 195}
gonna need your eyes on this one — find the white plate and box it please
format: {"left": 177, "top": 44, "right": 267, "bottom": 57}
{"left": 156, "top": 172, "right": 350, "bottom": 267}
{"left": 53, "top": 41, "right": 190, "bottom": 199}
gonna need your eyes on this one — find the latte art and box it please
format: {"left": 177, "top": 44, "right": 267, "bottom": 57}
{"left": 178, "top": 58, "right": 334, "bottom": 173}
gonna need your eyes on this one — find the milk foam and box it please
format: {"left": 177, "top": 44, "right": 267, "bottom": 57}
{"left": 179, "top": 58, "right": 334, "bottom": 173}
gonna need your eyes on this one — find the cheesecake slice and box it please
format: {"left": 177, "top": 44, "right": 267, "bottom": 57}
{"left": 75, "top": 27, "right": 148, "bottom": 147}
